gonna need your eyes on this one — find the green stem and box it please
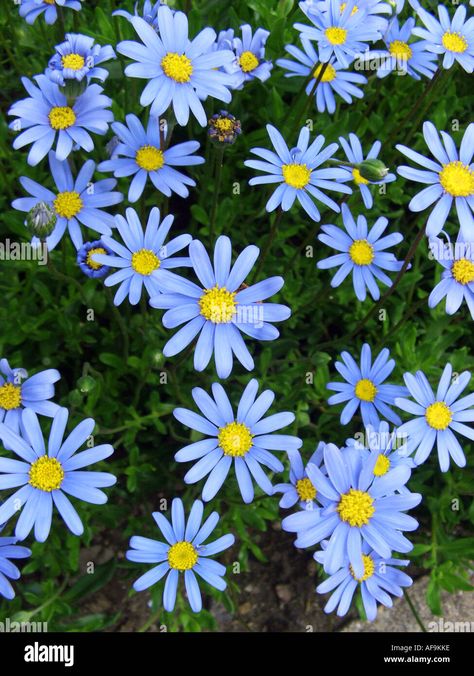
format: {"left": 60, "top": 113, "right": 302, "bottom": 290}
{"left": 386, "top": 67, "right": 442, "bottom": 148}
{"left": 138, "top": 607, "right": 164, "bottom": 633}
{"left": 209, "top": 147, "right": 225, "bottom": 243}
{"left": 105, "top": 287, "right": 130, "bottom": 360}
{"left": 252, "top": 208, "right": 284, "bottom": 282}
{"left": 345, "top": 223, "right": 427, "bottom": 341}
{"left": 404, "top": 589, "right": 427, "bottom": 633}
{"left": 289, "top": 62, "right": 329, "bottom": 140}
{"left": 21, "top": 576, "right": 69, "bottom": 621}
{"left": 47, "top": 255, "right": 86, "bottom": 301}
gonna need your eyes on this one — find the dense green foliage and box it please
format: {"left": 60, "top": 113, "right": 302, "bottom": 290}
{"left": 0, "top": 0, "right": 472, "bottom": 631}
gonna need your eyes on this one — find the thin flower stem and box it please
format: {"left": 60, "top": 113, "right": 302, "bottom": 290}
{"left": 56, "top": 6, "right": 66, "bottom": 43}
{"left": 400, "top": 69, "right": 450, "bottom": 149}
{"left": 285, "top": 70, "right": 316, "bottom": 133}
{"left": 209, "top": 147, "right": 225, "bottom": 243}
{"left": 138, "top": 607, "right": 164, "bottom": 633}
{"left": 105, "top": 287, "right": 130, "bottom": 360}
{"left": 315, "top": 221, "right": 426, "bottom": 351}
{"left": 252, "top": 208, "right": 284, "bottom": 282}
{"left": 289, "top": 62, "right": 329, "bottom": 139}
{"left": 386, "top": 67, "right": 442, "bottom": 147}
{"left": 374, "top": 296, "right": 426, "bottom": 351}
{"left": 404, "top": 589, "right": 427, "bottom": 633}
{"left": 349, "top": 223, "right": 427, "bottom": 339}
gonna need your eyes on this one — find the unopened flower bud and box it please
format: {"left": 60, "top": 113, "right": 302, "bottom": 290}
{"left": 77, "top": 375, "right": 96, "bottom": 394}
{"left": 26, "top": 202, "right": 56, "bottom": 238}
{"left": 208, "top": 111, "right": 242, "bottom": 146}
{"left": 357, "top": 159, "right": 390, "bottom": 182}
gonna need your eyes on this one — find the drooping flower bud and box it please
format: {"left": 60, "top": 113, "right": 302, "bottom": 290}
{"left": 357, "top": 159, "right": 390, "bottom": 182}
{"left": 25, "top": 202, "right": 56, "bottom": 238}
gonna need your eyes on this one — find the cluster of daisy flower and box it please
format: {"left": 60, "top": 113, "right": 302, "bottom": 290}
{"left": 277, "top": 344, "right": 474, "bottom": 620}
{"left": 7, "top": 0, "right": 473, "bottom": 622}
{"left": 0, "top": 357, "right": 115, "bottom": 599}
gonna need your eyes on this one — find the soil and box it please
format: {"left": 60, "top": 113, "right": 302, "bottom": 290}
{"left": 76, "top": 524, "right": 354, "bottom": 632}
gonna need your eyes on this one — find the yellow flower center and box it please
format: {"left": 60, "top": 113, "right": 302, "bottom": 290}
{"left": 373, "top": 454, "right": 390, "bottom": 477}
{"left": 167, "top": 541, "right": 198, "bottom": 571}
{"left": 218, "top": 422, "right": 253, "bottom": 457}
{"left": 44, "top": 0, "right": 55, "bottom": 4}
{"left": 349, "top": 239, "right": 374, "bottom": 266}
{"left": 48, "top": 106, "right": 76, "bottom": 130}
{"left": 161, "top": 52, "right": 193, "bottom": 83}
{"left": 62, "top": 53, "right": 86, "bottom": 70}
{"left": 442, "top": 31, "right": 468, "bottom": 53}
{"left": 352, "top": 167, "right": 369, "bottom": 185}
{"left": 199, "top": 286, "right": 236, "bottom": 323}
{"left": 282, "top": 163, "right": 312, "bottom": 189}
{"left": 355, "top": 378, "right": 377, "bottom": 402}
{"left": 0, "top": 383, "right": 22, "bottom": 410}
{"left": 135, "top": 145, "right": 164, "bottom": 172}
{"left": 350, "top": 553, "right": 375, "bottom": 582}
{"left": 389, "top": 40, "right": 413, "bottom": 60}
{"left": 337, "top": 489, "right": 375, "bottom": 527}
{"left": 54, "top": 191, "right": 83, "bottom": 219}
{"left": 340, "top": 3, "right": 358, "bottom": 15}
{"left": 296, "top": 477, "right": 317, "bottom": 501}
{"left": 313, "top": 62, "right": 337, "bottom": 82}
{"left": 86, "top": 247, "right": 106, "bottom": 271}
{"left": 425, "top": 401, "right": 452, "bottom": 431}
{"left": 239, "top": 50, "right": 259, "bottom": 72}
{"left": 131, "top": 249, "right": 160, "bottom": 276}
{"left": 215, "top": 118, "right": 233, "bottom": 133}
{"left": 325, "top": 27, "right": 348, "bottom": 45}
{"left": 452, "top": 258, "right": 474, "bottom": 285}
{"left": 439, "top": 161, "right": 474, "bottom": 198}
{"left": 29, "top": 456, "right": 64, "bottom": 492}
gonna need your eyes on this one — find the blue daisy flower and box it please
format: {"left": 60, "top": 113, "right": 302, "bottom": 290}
{"left": 369, "top": 17, "right": 438, "bottom": 80}
{"left": 173, "top": 379, "right": 302, "bottom": 504}
{"left": 327, "top": 343, "right": 408, "bottom": 427}
{"left": 113, "top": 0, "right": 168, "bottom": 27}
{"left": 317, "top": 204, "right": 404, "bottom": 301}
{"left": 413, "top": 3, "right": 474, "bottom": 73}
{"left": 282, "top": 442, "right": 421, "bottom": 578}
{"left": 336, "top": 135, "right": 396, "bottom": 208}
{"left": 0, "top": 358, "right": 60, "bottom": 434}
{"left": 308, "top": 0, "right": 393, "bottom": 35}
{"left": 149, "top": 235, "right": 291, "bottom": 379}
{"left": 19, "top": 0, "right": 82, "bottom": 25}
{"left": 314, "top": 539, "right": 412, "bottom": 621}
{"left": 276, "top": 39, "right": 367, "bottom": 115}
{"left": 0, "top": 408, "right": 116, "bottom": 542}
{"left": 397, "top": 121, "right": 474, "bottom": 238}
{"left": 294, "top": 0, "right": 383, "bottom": 69}
{"left": 77, "top": 240, "right": 113, "bottom": 279}
{"left": 98, "top": 114, "right": 204, "bottom": 203}
{"left": 8, "top": 75, "right": 113, "bottom": 166}
{"left": 229, "top": 24, "right": 273, "bottom": 88}
{"left": 395, "top": 363, "right": 474, "bottom": 472}
{"left": 126, "top": 498, "right": 234, "bottom": 613}
{"left": 244, "top": 124, "right": 351, "bottom": 222}
{"left": 12, "top": 151, "right": 123, "bottom": 251}
{"left": 428, "top": 235, "right": 474, "bottom": 319}
{"left": 46, "top": 33, "right": 116, "bottom": 86}
{"left": 117, "top": 7, "right": 235, "bottom": 126}
{"left": 91, "top": 207, "right": 192, "bottom": 307}
{"left": 345, "top": 421, "right": 415, "bottom": 492}
{"left": 390, "top": 0, "right": 421, "bottom": 14}
{"left": 0, "top": 536, "right": 31, "bottom": 600}
{"left": 273, "top": 443, "right": 324, "bottom": 509}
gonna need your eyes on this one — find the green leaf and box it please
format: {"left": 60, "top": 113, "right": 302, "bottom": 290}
{"left": 64, "top": 559, "right": 117, "bottom": 604}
